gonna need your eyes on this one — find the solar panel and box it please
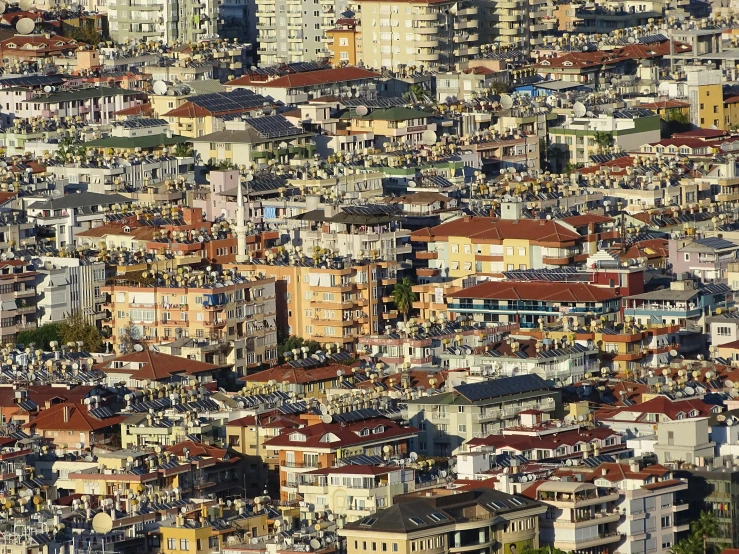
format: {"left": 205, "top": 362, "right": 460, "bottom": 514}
{"left": 581, "top": 454, "right": 616, "bottom": 467}
{"left": 454, "top": 374, "right": 549, "bottom": 402}
{"left": 90, "top": 406, "right": 115, "bottom": 419}
{"left": 0, "top": 75, "right": 64, "bottom": 88}
{"left": 246, "top": 115, "right": 303, "bottom": 139}
{"left": 191, "top": 88, "right": 269, "bottom": 114}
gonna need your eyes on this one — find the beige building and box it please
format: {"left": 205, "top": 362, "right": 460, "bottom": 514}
{"left": 102, "top": 274, "right": 278, "bottom": 376}
{"left": 351, "top": 0, "right": 479, "bottom": 71}
{"left": 339, "top": 487, "right": 546, "bottom": 554}
{"left": 299, "top": 465, "right": 415, "bottom": 522}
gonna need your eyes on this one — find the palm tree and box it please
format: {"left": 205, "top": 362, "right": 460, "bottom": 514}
{"left": 671, "top": 533, "right": 702, "bottom": 554}
{"left": 392, "top": 277, "right": 417, "bottom": 324}
{"left": 592, "top": 131, "right": 614, "bottom": 154}
{"left": 692, "top": 511, "right": 718, "bottom": 554}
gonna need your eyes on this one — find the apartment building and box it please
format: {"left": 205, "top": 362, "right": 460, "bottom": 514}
{"left": 108, "top": 0, "right": 218, "bottom": 44}
{"left": 350, "top": 0, "right": 479, "bottom": 71}
{"left": 339, "top": 487, "right": 546, "bottom": 554}
{"left": 299, "top": 465, "right": 415, "bottom": 522}
{"left": 337, "top": 106, "right": 437, "bottom": 148}
{"left": 624, "top": 274, "right": 733, "bottom": 333}
{"left": 263, "top": 415, "right": 418, "bottom": 501}
{"left": 255, "top": 0, "right": 346, "bottom": 64}
{"left": 101, "top": 275, "right": 278, "bottom": 376}
{"left": 548, "top": 109, "right": 662, "bottom": 167}
{"left": 406, "top": 374, "right": 563, "bottom": 456}
{"left": 34, "top": 257, "right": 108, "bottom": 326}
{"left": 230, "top": 257, "right": 404, "bottom": 350}
{"left": 23, "top": 402, "right": 125, "bottom": 448}
{"left": 477, "top": 0, "right": 556, "bottom": 51}
{"left": 532, "top": 480, "right": 622, "bottom": 554}
{"left": 447, "top": 280, "right": 622, "bottom": 329}
{"left": 411, "top": 205, "right": 588, "bottom": 282}
{"left": 25, "top": 191, "right": 132, "bottom": 250}
{"left": 0, "top": 260, "right": 37, "bottom": 345}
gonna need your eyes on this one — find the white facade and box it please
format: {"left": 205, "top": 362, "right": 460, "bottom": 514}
{"left": 35, "top": 258, "right": 107, "bottom": 325}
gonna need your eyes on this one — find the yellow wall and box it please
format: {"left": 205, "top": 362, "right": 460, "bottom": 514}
{"left": 697, "top": 84, "right": 724, "bottom": 129}
{"left": 327, "top": 29, "right": 359, "bottom": 65}
{"left": 448, "top": 236, "right": 476, "bottom": 278}
{"left": 502, "top": 239, "right": 530, "bottom": 271}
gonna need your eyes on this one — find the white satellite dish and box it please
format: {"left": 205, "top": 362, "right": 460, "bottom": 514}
{"left": 422, "top": 130, "right": 437, "bottom": 146}
{"left": 727, "top": 380, "right": 735, "bottom": 389}
{"left": 669, "top": 349, "right": 678, "bottom": 357}
{"left": 500, "top": 94, "right": 514, "bottom": 109}
{"left": 15, "top": 17, "right": 35, "bottom": 34}
{"left": 92, "top": 512, "right": 113, "bottom": 534}
{"left": 320, "top": 414, "right": 332, "bottom": 424}
{"left": 409, "top": 452, "right": 418, "bottom": 461}
{"left": 133, "top": 344, "right": 144, "bottom": 352}
{"left": 0, "top": 3, "right": 7, "bottom": 14}
{"left": 573, "top": 102, "right": 587, "bottom": 117}
{"left": 18, "top": 0, "right": 32, "bottom": 10}
{"left": 355, "top": 105, "right": 368, "bottom": 116}
{"left": 153, "top": 80, "right": 168, "bottom": 95}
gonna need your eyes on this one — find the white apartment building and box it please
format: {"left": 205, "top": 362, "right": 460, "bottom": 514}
{"left": 108, "top": 0, "right": 218, "bottom": 43}
{"left": 298, "top": 465, "right": 415, "bottom": 522}
{"left": 34, "top": 257, "right": 108, "bottom": 325}
{"left": 256, "top": 0, "right": 347, "bottom": 64}
{"left": 351, "top": 0, "right": 479, "bottom": 71}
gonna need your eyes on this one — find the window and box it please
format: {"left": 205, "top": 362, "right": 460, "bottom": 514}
{"left": 518, "top": 247, "right": 526, "bottom": 256}
{"left": 661, "top": 515, "right": 671, "bottom": 528}
{"left": 506, "top": 246, "right": 514, "bottom": 256}
{"left": 458, "top": 424, "right": 466, "bottom": 433}
{"left": 339, "top": 37, "right": 348, "bottom": 46}
{"left": 180, "top": 539, "right": 189, "bottom": 550}
{"left": 684, "top": 253, "right": 690, "bottom": 261}
{"left": 228, "top": 435, "right": 240, "bottom": 447}
{"left": 340, "top": 52, "right": 349, "bottom": 60}
{"left": 717, "top": 326, "right": 731, "bottom": 336}
{"left": 168, "top": 539, "right": 177, "bottom": 550}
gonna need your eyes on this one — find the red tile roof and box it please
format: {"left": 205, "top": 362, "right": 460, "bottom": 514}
{"left": 411, "top": 217, "right": 582, "bottom": 245}
{"left": 116, "top": 103, "right": 153, "bottom": 116}
{"left": 229, "top": 67, "right": 380, "bottom": 89}
{"left": 465, "top": 427, "right": 620, "bottom": 453}
{"left": 673, "top": 129, "right": 727, "bottom": 139}
{"left": 448, "top": 280, "right": 621, "bottom": 302}
{"left": 560, "top": 214, "right": 614, "bottom": 227}
{"left": 637, "top": 100, "right": 691, "bottom": 110}
{"left": 594, "top": 395, "right": 718, "bottom": 422}
{"left": 166, "top": 440, "right": 228, "bottom": 460}
{"left": 241, "top": 363, "right": 363, "bottom": 385}
{"left": 24, "top": 402, "right": 125, "bottom": 432}
{"left": 263, "top": 417, "right": 418, "bottom": 449}
{"left": 586, "top": 462, "right": 670, "bottom": 483}
{"left": 97, "top": 351, "right": 226, "bottom": 381}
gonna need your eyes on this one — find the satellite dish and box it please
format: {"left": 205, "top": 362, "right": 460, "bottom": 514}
{"left": 43, "top": 85, "right": 52, "bottom": 93}
{"left": 92, "top": 512, "right": 113, "bottom": 534}
{"left": 422, "top": 130, "right": 437, "bottom": 146}
{"left": 409, "top": 452, "right": 418, "bottom": 461}
{"left": 153, "top": 80, "right": 168, "bottom": 96}
{"left": 500, "top": 94, "right": 514, "bottom": 109}
{"left": 320, "top": 414, "right": 332, "bottom": 424}
{"left": 355, "top": 105, "right": 368, "bottom": 116}
{"left": 18, "top": 0, "right": 31, "bottom": 9}
{"left": 0, "top": 3, "right": 7, "bottom": 14}
{"left": 628, "top": 36, "right": 636, "bottom": 43}
{"left": 727, "top": 380, "right": 735, "bottom": 389}
{"left": 310, "top": 540, "right": 321, "bottom": 550}
{"left": 684, "top": 386, "right": 695, "bottom": 396}
{"left": 133, "top": 344, "right": 144, "bottom": 352}
{"left": 669, "top": 349, "right": 678, "bottom": 357}
{"left": 15, "top": 18, "right": 35, "bottom": 35}
{"left": 573, "top": 102, "right": 587, "bottom": 117}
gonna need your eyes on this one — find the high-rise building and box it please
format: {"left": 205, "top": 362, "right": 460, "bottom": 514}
{"left": 255, "top": 0, "right": 347, "bottom": 65}
{"left": 350, "top": 0, "right": 479, "bottom": 71}
{"left": 108, "top": 0, "right": 219, "bottom": 44}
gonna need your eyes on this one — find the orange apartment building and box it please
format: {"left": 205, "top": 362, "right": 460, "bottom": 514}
{"left": 263, "top": 415, "right": 418, "bottom": 501}
{"left": 101, "top": 275, "right": 278, "bottom": 376}
{"left": 227, "top": 260, "right": 400, "bottom": 352}
{"left": 326, "top": 19, "right": 361, "bottom": 66}
{"left": 0, "top": 259, "right": 37, "bottom": 344}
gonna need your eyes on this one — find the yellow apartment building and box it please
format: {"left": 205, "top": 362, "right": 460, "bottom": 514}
{"left": 687, "top": 68, "right": 725, "bottom": 129}
{"left": 412, "top": 208, "right": 585, "bottom": 282}
{"left": 338, "top": 106, "right": 437, "bottom": 146}
{"left": 227, "top": 260, "right": 400, "bottom": 352}
{"left": 158, "top": 511, "right": 269, "bottom": 554}
{"left": 101, "top": 274, "right": 278, "bottom": 375}
{"left": 326, "top": 19, "right": 361, "bottom": 66}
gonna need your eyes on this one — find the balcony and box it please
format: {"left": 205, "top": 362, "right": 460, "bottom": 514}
{"left": 381, "top": 310, "right": 398, "bottom": 319}
{"left": 14, "top": 288, "right": 35, "bottom": 299}
{"left": 281, "top": 461, "right": 321, "bottom": 468}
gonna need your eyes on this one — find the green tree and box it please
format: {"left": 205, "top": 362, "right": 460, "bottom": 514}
{"left": 392, "top": 277, "right": 417, "bottom": 323}
{"left": 174, "top": 142, "right": 193, "bottom": 157}
{"left": 593, "top": 131, "right": 614, "bottom": 153}
{"left": 692, "top": 511, "right": 718, "bottom": 554}
{"left": 666, "top": 109, "right": 690, "bottom": 125}
{"left": 60, "top": 311, "right": 103, "bottom": 353}
{"left": 671, "top": 533, "right": 703, "bottom": 554}
{"left": 522, "top": 547, "right": 571, "bottom": 554}
{"left": 277, "top": 335, "right": 321, "bottom": 362}
{"left": 17, "top": 322, "right": 64, "bottom": 350}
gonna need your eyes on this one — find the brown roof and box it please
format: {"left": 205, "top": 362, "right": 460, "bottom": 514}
{"left": 23, "top": 402, "right": 125, "bottom": 432}
{"left": 448, "top": 280, "right": 621, "bottom": 302}
{"left": 560, "top": 214, "right": 614, "bottom": 227}
{"left": 263, "top": 417, "right": 418, "bottom": 449}
{"left": 411, "top": 216, "right": 582, "bottom": 245}
{"left": 166, "top": 440, "right": 229, "bottom": 459}
{"left": 241, "top": 363, "right": 362, "bottom": 385}
{"left": 97, "top": 351, "right": 226, "bottom": 381}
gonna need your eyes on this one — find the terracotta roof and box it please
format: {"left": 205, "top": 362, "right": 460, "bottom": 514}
{"left": 97, "top": 351, "right": 226, "bottom": 381}
{"left": 594, "top": 395, "right": 718, "bottom": 422}
{"left": 166, "top": 440, "right": 228, "bottom": 460}
{"left": 24, "top": 402, "right": 125, "bottom": 431}
{"left": 586, "top": 461, "right": 670, "bottom": 483}
{"left": 0, "top": 33, "right": 80, "bottom": 53}
{"left": 241, "top": 363, "right": 363, "bottom": 385}
{"left": 673, "top": 129, "right": 727, "bottom": 139}
{"left": 466, "top": 427, "right": 620, "bottom": 453}
{"left": 116, "top": 103, "right": 153, "bottom": 116}
{"left": 0, "top": 192, "right": 17, "bottom": 205}
{"left": 263, "top": 417, "right": 418, "bottom": 449}
{"left": 0, "top": 385, "right": 104, "bottom": 408}
{"left": 464, "top": 66, "right": 496, "bottom": 75}
{"left": 229, "top": 67, "right": 380, "bottom": 89}
{"left": 448, "top": 280, "right": 621, "bottom": 302}
{"left": 637, "top": 100, "right": 691, "bottom": 110}
{"left": 411, "top": 217, "right": 582, "bottom": 244}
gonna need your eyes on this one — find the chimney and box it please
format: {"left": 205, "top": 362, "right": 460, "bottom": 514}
{"left": 63, "top": 405, "right": 70, "bottom": 423}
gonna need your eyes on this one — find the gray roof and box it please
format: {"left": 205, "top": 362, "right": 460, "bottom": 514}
{"left": 626, "top": 288, "right": 701, "bottom": 302}
{"left": 692, "top": 237, "right": 739, "bottom": 251}
{"left": 186, "top": 79, "right": 226, "bottom": 95}
{"left": 41, "top": 86, "right": 135, "bottom": 104}
{"left": 28, "top": 192, "right": 130, "bottom": 211}
{"left": 192, "top": 128, "right": 271, "bottom": 144}
{"left": 344, "top": 488, "right": 544, "bottom": 533}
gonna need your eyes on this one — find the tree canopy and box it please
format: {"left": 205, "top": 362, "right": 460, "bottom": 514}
{"left": 17, "top": 323, "right": 64, "bottom": 351}
{"left": 59, "top": 311, "right": 103, "bottom": 353}
{"left": 277, "top": 336, "right": 321, "bottom": 362}
{"left": 392, "top": 277, "right": 417, "bottom": 323}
